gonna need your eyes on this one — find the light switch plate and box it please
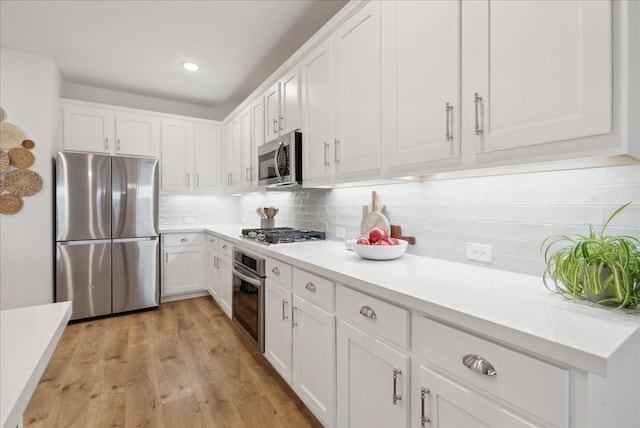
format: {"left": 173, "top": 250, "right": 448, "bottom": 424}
{"left": 184, "top": 217, "right": 194, "bottom": 224}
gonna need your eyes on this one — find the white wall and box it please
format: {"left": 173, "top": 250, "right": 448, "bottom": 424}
{"left": 238, "top": 164, "right": 640, "bottom": 276}
{"left": 0, "top": 48, "right": 61, "bottom": 309}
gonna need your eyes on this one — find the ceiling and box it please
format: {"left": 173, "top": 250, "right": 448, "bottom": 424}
{"left": 0, "top": 0, "right": 348, "bottom": 120}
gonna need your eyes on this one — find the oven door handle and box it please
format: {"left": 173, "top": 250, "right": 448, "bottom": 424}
{"left": 232, "top": 264, "right": 263, "bottom": 288}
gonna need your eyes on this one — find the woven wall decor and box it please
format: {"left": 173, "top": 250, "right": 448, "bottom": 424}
{"left": 0, "top": 107, "right": 43, "bottom": 215}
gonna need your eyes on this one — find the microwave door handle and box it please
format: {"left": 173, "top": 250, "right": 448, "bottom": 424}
{"left": 274, "top": 142, "right": 284, "bottom": 183}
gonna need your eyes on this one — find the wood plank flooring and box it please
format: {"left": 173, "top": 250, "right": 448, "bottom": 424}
{"left": 23, "top": 297, "right": 322, "bottom": 428}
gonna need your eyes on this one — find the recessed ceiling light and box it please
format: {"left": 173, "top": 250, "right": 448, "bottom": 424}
{"left": 182, "top": 62, "right": 199, "bottom": 71}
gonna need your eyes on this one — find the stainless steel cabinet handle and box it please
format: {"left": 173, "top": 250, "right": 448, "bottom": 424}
{"left": 305, "top": 282, "right": 317, "bottom": 293}
{"left": 222, "top": 244, "right": 227, "bottom": 250}
{"left": 323, "top": 142, "right": 330, "bottom": 166}
{"left": 420, "top": 387, "right": 431, "bottom": 427}
{"left": 187, "top": 174, "right": 190, "bottom": 187}
{"left": 279, "top": 116, "right": 284, "bottom": 131}
{"left": 392, "top": 368, "right": 402, "bottom": 405}
{"left": 445, "top": 103, "right": 453, "bottom": 142}
{"left": 180, "top": 237, "right": 189, "bottom": 242}
{"left": 282, "top": 300, "right": 288, "bottom": 320}
{"left": 474, "top": 93, "right": 483, "bottom": 136}
{"left": 165, "top": 253, "right": 168, "bottom": 263}
{"left": 196, "top": 174, "right": 200, "bottom": 187}
{"left": 359, "top": 305, "right": 377, "bottom": 319}
{"left": 292, "top": 306, "right": 298, "bottom": 327}
{"left": 116, "top": 138, "right": 121, "bottom": 151}
{"left": 105, "top": 137, "right": 109, "bottom": 150}
{"left": 463, "top": 354, "right": 496, "bottom": 376}
{"left": 273, "top": 118, "right": 278, "bottom": 134}
{"left": 334, "top": 138, "right": 340, "bottom": 163}
{"left": 272, "top": 266, "right": 280, "bottom": 275}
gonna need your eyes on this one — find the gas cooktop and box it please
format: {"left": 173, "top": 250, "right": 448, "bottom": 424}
{"left": 241, "top": 227, "right": 326, "bottom": 244}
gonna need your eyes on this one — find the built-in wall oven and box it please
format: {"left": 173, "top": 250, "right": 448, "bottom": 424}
{"left": 231, "top": 247, "right": 265, "bottom": 352}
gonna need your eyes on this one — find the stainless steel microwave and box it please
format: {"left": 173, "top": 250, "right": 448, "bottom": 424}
{"left": 257, "top": 131, "right": 302, "bottom": 188}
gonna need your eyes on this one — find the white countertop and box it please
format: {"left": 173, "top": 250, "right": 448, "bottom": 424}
{"left": 163, "top": 225, "right": 640, "bottom": 376}
{"left": 1, "top": 302, "right": 72, "bottom": 428}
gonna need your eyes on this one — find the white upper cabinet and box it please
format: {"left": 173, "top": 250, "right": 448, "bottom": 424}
{"left": 385, "top": 0, "right": 461, "bottom": 175}
{"left": 160, "top": 119, "right": 222, "bottom": 193}
{"left": 61, "top": 101, "right": 158, "bottom": 157}
{"left": 463, "top": 0, "right": 614, "bottom": 163}
{"left": 332, "top": 0, "right": 382, "bottom": 183}
{"left": 240, "top": 107, "right": 255, "bottom": 192}
{"left": 301, "top": 39, "right": 334, "bottom": 184}
{"left": 264, "top": 66, "right": 301, "bottom": 143}
{"left": 222, "top": 116, "right": 243, "bottom": 194}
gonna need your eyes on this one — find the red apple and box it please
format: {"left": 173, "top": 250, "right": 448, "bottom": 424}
{"left": 374, "top": 239, "right": 390, "bottom": 245}
{"left": 368, "top": 228, "right": 388, "bottom": 243}
{"left": 387, "top": 237, "right": 399, "bottom": 245}
{"left": 356, "top": 237, "right": 370, "bottom": 245}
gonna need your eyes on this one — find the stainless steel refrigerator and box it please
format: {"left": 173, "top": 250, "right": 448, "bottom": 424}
{"left": 55, "top": 152, "right": 159, "bottom": 320}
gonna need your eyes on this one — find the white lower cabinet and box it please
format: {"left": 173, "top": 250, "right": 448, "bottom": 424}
{"left": 213, "top": 238, "right": 233, "bottom": 318}
{"left": 336, "top": 286, "right": 410, "bottom": 428}
{"left": 205, "top": 233, "right": 218, "bottom": 299}
{"left": 161, "top": 233, "right": 204, "bottom": 299}
{"left": 264, "top": 264, "right": 336, "bottom": 427}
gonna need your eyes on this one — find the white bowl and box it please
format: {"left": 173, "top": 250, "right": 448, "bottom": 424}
{"left": 353, "top": 239, "right": 408, "bottom": 260}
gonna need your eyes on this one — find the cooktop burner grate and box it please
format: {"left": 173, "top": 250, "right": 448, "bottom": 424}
{"left": 241, "top": 227, "right": 326, "bottom": 244}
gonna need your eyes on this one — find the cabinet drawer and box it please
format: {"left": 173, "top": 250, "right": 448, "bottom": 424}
{"left": 413, "top": 315, "right": 568, "bottom": 426}
{"left": 162, "top": 233, "right": 202, "bottom": 247}
{"left": 217, "top": 239, "right": 233, "bottom": 258}
{"left": 293, "top": 268, "right": 334, "bottom": 310}
{"left": 266, "top": 258, "right": 292, "bottom": 288}
{"left": 337, "top": 286, "right": 409, "bottom": 348}
{"left": 205, "top": 233, "right": 216, "bottom": 250}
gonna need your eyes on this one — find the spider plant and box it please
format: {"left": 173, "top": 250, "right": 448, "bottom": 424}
{"left": 541, "top": 203, "right": 640, "bottom": 310}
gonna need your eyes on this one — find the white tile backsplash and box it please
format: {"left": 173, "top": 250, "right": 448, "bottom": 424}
{"left": 161, "top": 164, "right": 639, "bottom": 277}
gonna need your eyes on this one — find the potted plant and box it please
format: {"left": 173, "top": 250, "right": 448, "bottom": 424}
{"left": 541, "top": 202, "right": 640, "bottom": 310}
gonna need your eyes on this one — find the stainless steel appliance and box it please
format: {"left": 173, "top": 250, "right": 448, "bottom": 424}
{"left": 55, "top": 152, "right": 159, "bottom": 320}
{"left": 231, "top": 248, "right": 265, "bottom": 352}
{"left": 257, "top": 131, "right": 302, "bottom": 188}
{"left": 241, "top": 227, "right": 326, "bottom": 244}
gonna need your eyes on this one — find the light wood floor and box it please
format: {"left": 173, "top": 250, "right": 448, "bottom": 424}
{"left": 24, "top": 297, "right": 322, "bottom": 428}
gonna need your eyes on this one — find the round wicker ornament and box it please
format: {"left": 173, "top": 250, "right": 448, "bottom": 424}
{"left": 0, "top": 194, "right": 24, "bottom": 215}
{"left": 0, "top": 151, "right": 8, "bottom": 173}
{"left": 22, "top": 139, "right": 36, "bottom": 149}
{"left": 0, "top": 123, "right": 25, "bottom": 149}
{"left": 8, "top": 147, "right": 35, "bottom": 169}
{"left": 3, "top": 169, "right": 43, "bottom": 196}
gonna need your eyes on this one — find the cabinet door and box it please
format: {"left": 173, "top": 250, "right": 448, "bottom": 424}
{"left": 162, "top": 245, "right": 204, "bottom": 297}
{"left": 337, "top": 319, "right": 409, "bottom": 428}
{"left": 115, "top": 112, "right": 159, "bottom": 157}
{"left": 414, "top": 364, "right": 538, "bottom": 428}
{"left": 387, "top": 0, "right": 461, "bottom": 171}
{"left": 264, "top": 81, "right": 281, "bottom": 142}
{"left": 194, "top": 123, "right": 222, "bottom": 192}
{"left": 240, "top": 107, "right": 254, "bottom": 192}
{"left": 223, "top": 117, "right": 242, "bottom": 194}
{"left": 333, "top": 0, "right": 382, "bottom": 180}
{"left": 62, "top": 105, "right": 114, "bottom": 154}
{"left": 293, "top": 296, "right": 335, "bottom": 427}
{"left": 280, "top": 67, "right": 301, "bottom": 134}
{"left": 251, "top": 97, "right": 265, "bottom": 149}
{"left": 301, "top": 39, "right": 335, "bottom": 184}
{"left": 217, "top": 254, "right": 233, "bottom": 318}
{"left": 205, "top": 236, "right": 218, "bottom": 299}
{"left": 265, "top": 281, "right": 293, "bottom": 383}
{"left": 464, "top": 0, "right": 611, "bottom": 155}
{"left": 161, "top": 119, "right": 194, "bottom": 192}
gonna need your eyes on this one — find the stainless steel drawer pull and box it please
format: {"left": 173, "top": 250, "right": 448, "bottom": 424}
{"left": 180, "top": 237, "right": 189, "bottom": 242}
{"left": 273, "top": 118, "right": 278, "bottom": 134}
{"left": 334, "top": 138, "right": 340, "bottom": 163}
{"left": 117, "top": 138, "right": 121, "bottom": 151}
{"left": 104, "top": 137, "right": 109, "bottom": 150}
{"left": 463, "top": 354, "right": 496, "bottom": 376}
{"left": 222, "top": 244, "right": 227, "bottom": 250}
{"left": 392, "top": 368, "right": 402, "bottom": 405}
{"left": 272, "top": 266, "right": 280, "bottom": 275}
{"left": 474, "top": 93, "right": 483, "bottom": 136}
{"left": 282, "top": 300, "right": 288, "bottom": 320}
{"left": 292, "top": 306, "right": 297, "bottom": 327}
{"left": 165, "top": 253, "right": 168, "bottom": 263}
{"left": 420, "top": 387, "right": 431, "bottom": 427}
{"left": 445, "top": 103, "right": 453, "bottom": 142}
{"left": 305, "top": 282, "right": 316, "bottom": 292}
{"left": 196, "top": 174, "right": 200, "bottom": 187}
{"left": 279, "top": 116, "right": 284, "bottom": 131}
{"left": 187, "top": 174, "right": 190, "bottom": 186}
{"left": 323, "top": 142, "right": 330, "bottom": 166}
{"left": 359, "top": 305, "right": 377, "bottom": 319}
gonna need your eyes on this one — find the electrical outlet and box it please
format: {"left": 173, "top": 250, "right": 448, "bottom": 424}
{"left": 466, "top": 243, "right": 493, "bottom": 263}
{"left": 335, "top": 227, "right": 346, "bottom": 239}
{"left": 184, "top": 217, "right": 194, "bottom": 224}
